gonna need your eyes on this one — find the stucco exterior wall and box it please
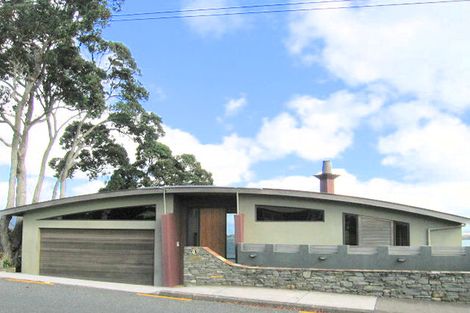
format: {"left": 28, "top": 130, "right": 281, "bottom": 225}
{"left": 239, "top": 194, "right": 462, "bottom": 246}
{"left": 21, "top": 194, "right": 163, "bottom": 277}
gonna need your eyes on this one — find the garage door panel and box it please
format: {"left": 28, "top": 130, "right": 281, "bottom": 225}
{"left": 40, "top": 253, "right": 155, "bottom": 266}
{"left": 41, "top": 264, "right": 154, "bottom": 274}
{"left": 41, "top": 241, "right": 154, "bottom": 251}
{"left": 41, "top": 228, "right": 154, "bottom": 240}
{"left": 40, "top": 228, "right": 154, "bottom": 285}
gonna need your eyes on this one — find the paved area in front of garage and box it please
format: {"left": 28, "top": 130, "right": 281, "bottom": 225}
{"left": 1, "top": 271, "right": 469, "bottom": 313}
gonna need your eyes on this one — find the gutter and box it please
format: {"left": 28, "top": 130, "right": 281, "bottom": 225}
{"left": 427, "top": 224, "right": 464, "bottom": 245}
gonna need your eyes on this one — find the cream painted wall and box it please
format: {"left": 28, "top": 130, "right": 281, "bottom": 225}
{"left": 430, "top": 228, "right": 463, "bottom": 246}
{"left": 240, "top": 194, "right": 462, "bottom": 247}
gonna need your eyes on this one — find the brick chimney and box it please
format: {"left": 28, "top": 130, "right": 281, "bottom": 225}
{"left": 314, "top": 160, "right": 339, "bottom": 193}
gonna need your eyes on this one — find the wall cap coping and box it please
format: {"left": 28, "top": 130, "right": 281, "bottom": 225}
{"left": 192, "top": 247, "right": 470, "bottom": 275}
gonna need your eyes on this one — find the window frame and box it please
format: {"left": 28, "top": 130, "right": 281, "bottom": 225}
{"left": 343, "top": 213, "right": 359, "bottom": 246}
{"left": 393, "top": 221, "right": 410, "bottom": 246}
{"left": 42, "top": 204, "right": 157, "bottom": 221}
{"left": 255, "top": 205, "right": 325, "bottom": 222}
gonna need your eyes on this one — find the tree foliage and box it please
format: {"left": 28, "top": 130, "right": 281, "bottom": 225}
{"left": 101, "top": 142, "right": 213, "bottom": 192}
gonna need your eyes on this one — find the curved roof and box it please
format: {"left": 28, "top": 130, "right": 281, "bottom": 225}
{"left": 1, "top": 186, "right": 469, "bottom": 224}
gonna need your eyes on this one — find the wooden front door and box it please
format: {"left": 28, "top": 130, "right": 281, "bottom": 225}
{"left": 199, "top": 208, "right": 226, "bottom": 257}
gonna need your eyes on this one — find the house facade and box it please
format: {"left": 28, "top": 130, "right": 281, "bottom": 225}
{"left": 2, "top": 179, "right": 468, "bottom": 287}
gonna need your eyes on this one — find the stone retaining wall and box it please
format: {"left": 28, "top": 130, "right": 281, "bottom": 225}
{"left": 184, "top": 247, "right": 470, "bottom": 303}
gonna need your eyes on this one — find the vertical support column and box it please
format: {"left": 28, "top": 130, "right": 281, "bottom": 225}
{"left": 161, "top": 213, "right": 180, "bottom": 287}
{"left": 234, "top": 213, "right": 244, "bottom": 263}
{"left": 234, "top": 213, "right": 245, "bottom": 244}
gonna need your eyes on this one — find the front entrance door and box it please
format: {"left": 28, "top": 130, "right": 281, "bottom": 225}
{"left": 200, "top": 208, "right": 226, "bottom": 256}
{"left": 187, "top": 208, "right": 226, "bottom": 257}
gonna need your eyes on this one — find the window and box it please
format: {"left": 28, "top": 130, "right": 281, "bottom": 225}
{"left": 343, "top": 214, "right": 358, "bottom": 245}
{"left": 256, "top": 205, "right": 324, "bottom": 222}
{"left": 394, "top": 221, "right": 410, "bottom": 246}
{"left": 44, "top": 205, "right": 156, "bottom": 221}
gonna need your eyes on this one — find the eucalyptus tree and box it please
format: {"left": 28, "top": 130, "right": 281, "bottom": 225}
{"left": 47, "top": 39, "right": 164, "bottom": 199}
{"left": 0, "top": 0, "right": 123, "bottom": 262}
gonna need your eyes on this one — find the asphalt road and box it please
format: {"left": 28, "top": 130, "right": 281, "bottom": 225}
{"left": 0, "top": 279, "right": 297, "bottom": 313}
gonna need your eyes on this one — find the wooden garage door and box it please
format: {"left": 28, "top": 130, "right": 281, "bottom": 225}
{"left": 40, "top": 229, "right": 154, "bottom": 285}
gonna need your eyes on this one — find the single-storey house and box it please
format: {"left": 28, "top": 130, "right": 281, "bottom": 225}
{"left": 1, "top": 161, "right": 468, "bottom": 286}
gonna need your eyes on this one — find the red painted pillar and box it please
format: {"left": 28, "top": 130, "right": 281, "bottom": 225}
{"left": 234, "top": 213, "right": 245, "bottom": 244}
{"left": 161, "top": 213, "right": 180, "bottom": 287}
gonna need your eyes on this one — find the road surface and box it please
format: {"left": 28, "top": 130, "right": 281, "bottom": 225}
{"left": 0, "top": 278, "right": 300, "bottom": 313}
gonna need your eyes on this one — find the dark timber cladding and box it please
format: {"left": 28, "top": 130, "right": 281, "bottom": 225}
{"left": 40, "top": 229, "right": 154, "bottom": 285}
{"left": 359, "top": 216, "right": 392, "bottom": 246}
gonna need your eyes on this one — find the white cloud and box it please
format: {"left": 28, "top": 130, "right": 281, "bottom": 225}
{"left": 247, "top": 175, "right": 318, "bottom": 192}
{"left": 224, "top": 96, "right": 247, "bottom": 117}
{"left": 256, "top": 91, "right": 383, "bottom": 160}
{"left": 182, "top": 0, "right": 247, "bottom": 37}
{"left": 162, "top": 90, "right": 382, "bottom": 185}
{"left": 287, "top": 1, "right": 470, "bottom": 111}
{"left": 161, "top": 126, "right": 258, "bottom": 185}
{"left": 375, "top": 103, "right": 470, "bottom": 182}
{"left": 336, "top": 169, "right": 470, "bottom": 218}
{"left": 71, "top": 180, "right": 105, "bottom": 196}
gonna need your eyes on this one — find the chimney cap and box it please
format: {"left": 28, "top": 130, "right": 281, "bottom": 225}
{"left": 314, "top": 160, "right": 339, "bottom": 179}
{"left": 322, "top": 160, "right": 332, "bottom": 174}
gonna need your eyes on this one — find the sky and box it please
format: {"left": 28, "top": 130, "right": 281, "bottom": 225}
{"left": 1, "top": 0, "right": 470, "bottom": 239}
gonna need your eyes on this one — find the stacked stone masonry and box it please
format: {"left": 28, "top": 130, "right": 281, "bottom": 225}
{"left": 184, "top": 247, "right": 470, "bottom": 303}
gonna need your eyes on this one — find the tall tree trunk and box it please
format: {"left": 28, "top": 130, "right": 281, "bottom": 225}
{"left": 51, "top": 178, "right": 60, "bottom": 200}
{"left": 16, "top": 89, "right": 35, "bottom": 207}
{"left": 59, "top": 177, "right": 67, "bottom": 199}
{"left": 0, "top": 216, "right": 12, "bottom": 261}
{"left": 32, "top": 140, "right": 54, "bottom": 203}
{"left": 57, "top": 117, "right": 87, "bottom": 199}
{"left": 1, "top": 82, "right": 27, "bottom": 262}
{"left": 32, "top": 101, "right": 60, "bottom": 203}
{"left": 10, "top": 88, "right": 36, "bottom": 267}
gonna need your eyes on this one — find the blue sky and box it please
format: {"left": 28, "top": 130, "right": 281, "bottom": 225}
{"left": 1, "top": 0, "right": 470, "bottom": 239}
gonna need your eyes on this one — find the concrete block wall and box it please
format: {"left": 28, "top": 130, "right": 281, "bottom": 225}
{"left": 184, "top": 247, "right": 470, "bottom": 303}
{"left": 237, "top": 244, "right": 470, "bottom": 271}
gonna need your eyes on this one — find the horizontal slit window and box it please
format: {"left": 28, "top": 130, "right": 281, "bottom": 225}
{"left": 256, "top": 205, "right": 324, "bottom": 222}
{"left": 44, "top": 205, "right": 156, "bottom": 221}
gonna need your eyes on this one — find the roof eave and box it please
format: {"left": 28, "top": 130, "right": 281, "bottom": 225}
{"left": 1, "top": 186, "right": 469, "bottom": 225}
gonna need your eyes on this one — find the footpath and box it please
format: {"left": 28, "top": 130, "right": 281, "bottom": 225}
{"left": 0, "top": 271, "right": 468, "bottom": 313}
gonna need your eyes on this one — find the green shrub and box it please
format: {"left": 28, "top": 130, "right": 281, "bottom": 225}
{"left": 1, "top": 257, "right": 13, "bottom": 269}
